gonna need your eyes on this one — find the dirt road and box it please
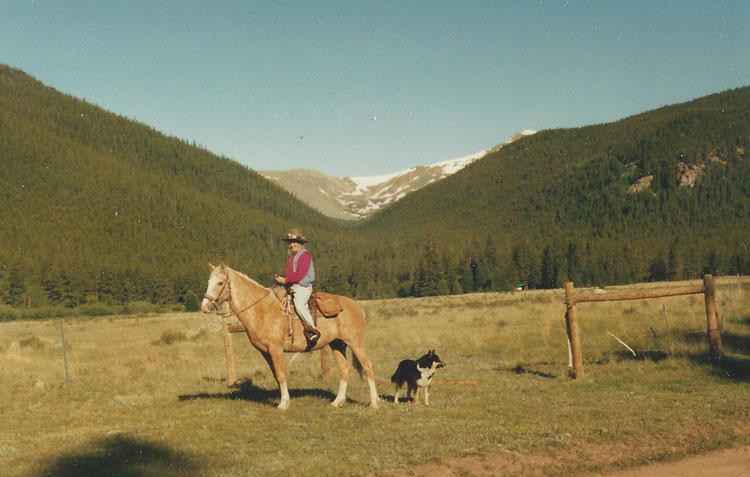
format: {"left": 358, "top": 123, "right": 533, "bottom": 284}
{"left": 599, "top": 446, "right": 750, "bottom": 477}
{"left": 397, "top": 446, "right": 750, "bottom": 476}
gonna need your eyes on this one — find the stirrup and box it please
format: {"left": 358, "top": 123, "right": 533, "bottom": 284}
{"left": 304, "top": 327, "right": 320, "bottom": 342}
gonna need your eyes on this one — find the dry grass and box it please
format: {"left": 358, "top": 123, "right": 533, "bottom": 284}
{"left": 1, "top": 278, "right": 749, "bottom": 476}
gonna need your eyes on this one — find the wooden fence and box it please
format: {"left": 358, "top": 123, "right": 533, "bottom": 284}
{"left": 564, "top": 274, "right": 722, "bottom": 379}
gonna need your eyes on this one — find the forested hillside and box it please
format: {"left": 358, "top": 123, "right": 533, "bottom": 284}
{"left": 1, "top": 63, "right": 748, "bottom": 309}
{"left": 356, "top": 87, "right": 750, "bottom": 292}
{"left": 0, "top": 65, "right": 355, "bottom": 307}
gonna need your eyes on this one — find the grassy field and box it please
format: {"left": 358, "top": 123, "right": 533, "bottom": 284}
{"left": 1, "top": 278, "right": 749, "bottom": 476}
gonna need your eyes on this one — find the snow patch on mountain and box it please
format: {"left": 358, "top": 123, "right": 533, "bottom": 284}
{"left": 260, "top": 130, "right": 536, "bottom": 221}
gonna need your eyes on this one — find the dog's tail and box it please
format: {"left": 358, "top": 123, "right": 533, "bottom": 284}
{"left": 390, "top": 368, "right": 401, "bottom": 383}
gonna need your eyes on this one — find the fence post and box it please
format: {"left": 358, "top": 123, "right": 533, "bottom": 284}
{"left": 223, "top": 322, "right": 237, "bottom": 386}
{"left": 703, "top": 274, "right": 722, "bottom": 365}
{"left": 565, "top": 282, "right": 584, "bottom": 379}
{"left": 59, "top": 320, "right": 71, "bottom": 394}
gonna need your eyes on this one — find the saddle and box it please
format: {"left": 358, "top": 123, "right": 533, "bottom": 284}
{"left": 272, "top": 286, "right": 343, "bottom": 342}
{"left": 313, "top": 291, "right": 344, "bottom": 318}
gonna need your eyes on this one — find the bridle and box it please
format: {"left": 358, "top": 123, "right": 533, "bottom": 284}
{"left": 203, "top": 273, "right": 231, "bottom": 311}
{"left": 203, "top": 271, "right": 272, "bottom": 316}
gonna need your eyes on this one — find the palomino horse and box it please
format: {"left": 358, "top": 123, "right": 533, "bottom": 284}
{"left": 201, "top": 263, "right": 379, "bottom": 410}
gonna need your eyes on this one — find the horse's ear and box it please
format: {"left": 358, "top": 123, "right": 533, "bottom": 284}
{"left": 208, "top": 262, "right": 215, "bottom": 271}
{"left": 219, "top": 263, "right": 227, "bottom": 272}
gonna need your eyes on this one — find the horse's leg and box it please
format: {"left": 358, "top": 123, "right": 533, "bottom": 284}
{"left": 329, "top": 340, "right": 349, "bottom": 408}
{"left": 349, "top": 345, "right": 379, "bottom": 409}
{"left": 261, "top": 348, "right": 291, "bottom": 410}
{"left": 260, "top": 351, "right": 277, "bottom": 380}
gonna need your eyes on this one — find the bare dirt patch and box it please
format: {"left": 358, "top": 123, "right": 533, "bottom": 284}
{"left": 391, "top": 451, "right": 553, "bottom": 477}
{"left": 599, "top": 446, "right": 750, "bottom": 477}
{"left": 394, "top": 446, "right": 750, "bottom": 477}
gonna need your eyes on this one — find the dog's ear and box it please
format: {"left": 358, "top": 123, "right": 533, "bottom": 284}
{"left": 428, "top": 349, "right": 433, "bottom": 356}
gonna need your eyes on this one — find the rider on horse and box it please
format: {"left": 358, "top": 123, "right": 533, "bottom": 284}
{"left": 275, "top": 228, "right": 321, "bottom": 343}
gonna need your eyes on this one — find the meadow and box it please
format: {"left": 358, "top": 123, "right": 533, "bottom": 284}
{"left": 1, "top": 278, "right": 748, "bottom": 476}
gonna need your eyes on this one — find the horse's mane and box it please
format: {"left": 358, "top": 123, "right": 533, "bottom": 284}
{"left": 225, "top": 265, "right": 281, "bottom": 303}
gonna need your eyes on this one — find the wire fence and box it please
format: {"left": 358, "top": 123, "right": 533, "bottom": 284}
{"left": 579, "top": 281, "right": 745, "bottom": 359}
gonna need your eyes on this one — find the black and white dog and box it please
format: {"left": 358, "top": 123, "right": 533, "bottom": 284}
{"left": 391, "top": 350, "right": 445, "bottom": 406}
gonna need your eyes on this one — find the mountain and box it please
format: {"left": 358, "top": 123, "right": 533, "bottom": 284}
{"left": 260, "top": 130, "right": 536, "bottom": 220}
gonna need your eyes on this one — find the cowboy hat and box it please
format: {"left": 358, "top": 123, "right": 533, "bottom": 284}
{"left": 282, "top": 228, "right": 307, "bottom": 243}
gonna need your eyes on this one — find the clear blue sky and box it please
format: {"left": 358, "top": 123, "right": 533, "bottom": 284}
{"left": 1, "top": 1, "right": 748, "bottom": 177}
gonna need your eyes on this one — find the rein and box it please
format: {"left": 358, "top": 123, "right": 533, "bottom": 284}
{"left": 235, "top": 289, "right": 272, "bottom": 315}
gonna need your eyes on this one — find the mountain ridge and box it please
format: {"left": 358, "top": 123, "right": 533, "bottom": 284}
{"left": 260, "top": 130, "right": 536, "bottom": 220}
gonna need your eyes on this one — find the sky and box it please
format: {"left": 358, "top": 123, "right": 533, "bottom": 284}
{"left": 1, "top": 1, "right": 748, "bottom": 177}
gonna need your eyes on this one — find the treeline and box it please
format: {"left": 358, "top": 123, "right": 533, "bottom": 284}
{"left": 1, "top": 63, "right": 749, "bottom": 311}
{"left": 312, "top": 232, "right": 749, "bottom": 300}
{"left": 2, "top": 229, "right": 746, "bottom": 308}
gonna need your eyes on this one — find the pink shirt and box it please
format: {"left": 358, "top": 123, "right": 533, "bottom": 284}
{"left": 285, "top": 249, "right": 312, "bottom": 285}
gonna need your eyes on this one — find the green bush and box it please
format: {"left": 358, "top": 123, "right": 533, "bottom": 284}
{"left": 0, "top": 304, "right": 21, "bottom": 321}
{"left": 184, "top": 293, "right": 200, "bottom": 312}
{"left": 19, "top": 336, "right": 45, "bottom": 349}
{"left": 157, "top": 330, "right": 188, "bottom": 345}
{"left": 76, "top": 303, "right": 117, "bottom": 317}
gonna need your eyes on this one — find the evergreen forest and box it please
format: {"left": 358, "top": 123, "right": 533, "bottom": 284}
{"left": 1, "top": 64, "right": 748, "bottom": 312}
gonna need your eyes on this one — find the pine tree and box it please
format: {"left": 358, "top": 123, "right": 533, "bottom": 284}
{"left": 184, "top": 292, "right": 200, "bottom": 312}
{"left": 414, "top": 235, "right": 443, "bottom": 297}
{"left": 6, "top": 262, "right": 26, "bottom": 306}
{"left": 565, "top": 242, "right": 581, "bottom": 285}
{"left": 540, "top": 245, "right": 557, "bottom": 289}
{"left": 648, "top": 254, "right": 668, "bottom": 282}
{"left": 667, "top": 239, "right": 681, "bottom": 280}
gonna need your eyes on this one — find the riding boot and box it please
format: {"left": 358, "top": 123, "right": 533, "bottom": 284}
{"left": 305, "top": 329, "right": 321, "bottom": 343}
{"left": 302, "top": 322, "right": 320, "bottom": 343}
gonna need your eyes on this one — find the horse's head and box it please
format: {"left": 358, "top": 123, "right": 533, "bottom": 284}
{"left": 202, "top": 263, "right": 231, "bottom": 313}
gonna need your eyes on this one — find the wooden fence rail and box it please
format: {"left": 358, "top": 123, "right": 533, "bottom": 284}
{"left": 564, "top": 274, "right": 722, "bottom": 379}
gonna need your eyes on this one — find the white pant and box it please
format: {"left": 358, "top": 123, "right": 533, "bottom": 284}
{"left": 291, "top": 284, "right": 315, "bottom": 329}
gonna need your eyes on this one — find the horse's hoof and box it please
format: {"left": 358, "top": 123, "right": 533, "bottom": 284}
{"left": 330, "top": 400, "right": 344, "bottom": 408}
{"left": 369, "top": 402, "right": 379, "bottom": 409}
{"left": 277, "top": 402, "right": 290, "bottom": 410}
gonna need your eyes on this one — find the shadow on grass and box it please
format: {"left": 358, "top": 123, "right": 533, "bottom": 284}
{"left": 681, "top": 325, "right": 750, "bottom": 381}
{"left": 178, "top": 379, "right": 337, "bottom": 407}
{"left": 599, "top": 350, "right": 670, "bottom": 363}
{"left": 721, "top": 331, "right": 750, "bottom": 357}
{"left": 710, "top": 354, "right": 750, "bottom": 382}
{"left": 379, "top": 394, "right": 429, "bottom": 403}
{"left": 31, "top": 434, "right": 196, "bottom": 477}
{"left": 379, "top": 394, "right": 411, "bottom": 403}
{"left": 506, "top": 364, "right": 558, "bottom": 379}
{"left": 592, "top": 315, "right": 750, "bottom": 381}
